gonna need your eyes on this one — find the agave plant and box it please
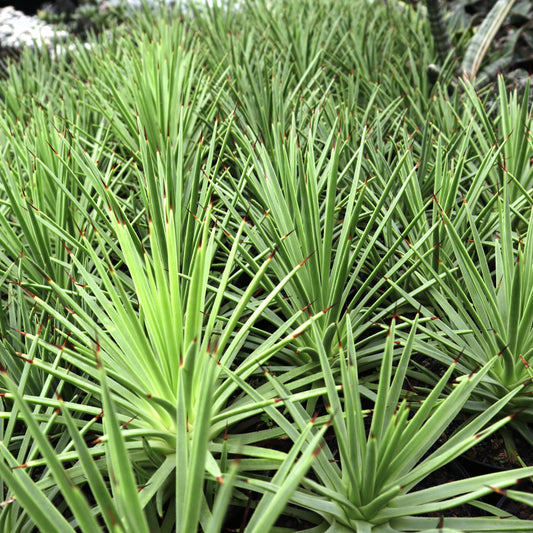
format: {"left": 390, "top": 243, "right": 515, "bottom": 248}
{"left": 379, "top": 80, "right": 533, "bottom": 444}
{"left": 238, "top": 315, "right": 533, "bottom": 532}
{"left": 215, "top": 92, "right": 431, "bottom": 369}
{"left": 0, "top": 104, "right": 339, "bottom": 529}
{"left": 403, "top": 179, "right": 533, "bottom": 435}
{"left": 0, "top": 347, "right": 335, "bottom": 532}
{"left": 0, "top": 347, "right": 250, "bottom": 532}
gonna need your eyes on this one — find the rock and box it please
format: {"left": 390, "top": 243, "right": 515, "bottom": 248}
{"left": 0, "top": 6, "right": 68, "bottom": 50}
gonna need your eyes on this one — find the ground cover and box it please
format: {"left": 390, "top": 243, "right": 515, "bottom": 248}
{"left": 0, "top": 0, "right": 532, "bottom": 531}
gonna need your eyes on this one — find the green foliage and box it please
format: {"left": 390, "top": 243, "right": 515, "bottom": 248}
{"left": 0, "top": 1, "right": 532, "bottom": 531}
{"left": 37, "top": 0, "right": 128, "bottom": 39}
{"left": 424, "top": 0, "right": 532, "bottom": 84}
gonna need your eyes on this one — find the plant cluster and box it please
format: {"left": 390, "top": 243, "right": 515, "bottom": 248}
{"left": 0, "top": 0, "right": 533, "bottom": 531}
{"left": 37, "top": 0, "right": 129, "bottom": 39}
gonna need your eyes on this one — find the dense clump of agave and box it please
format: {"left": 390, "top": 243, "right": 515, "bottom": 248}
{"left": 0, "top": 1, "right": 532, "bottom": 531}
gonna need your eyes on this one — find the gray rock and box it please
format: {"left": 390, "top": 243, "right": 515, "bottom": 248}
{"left": 0, "top": 6, "right": 69, "bottom": 50}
